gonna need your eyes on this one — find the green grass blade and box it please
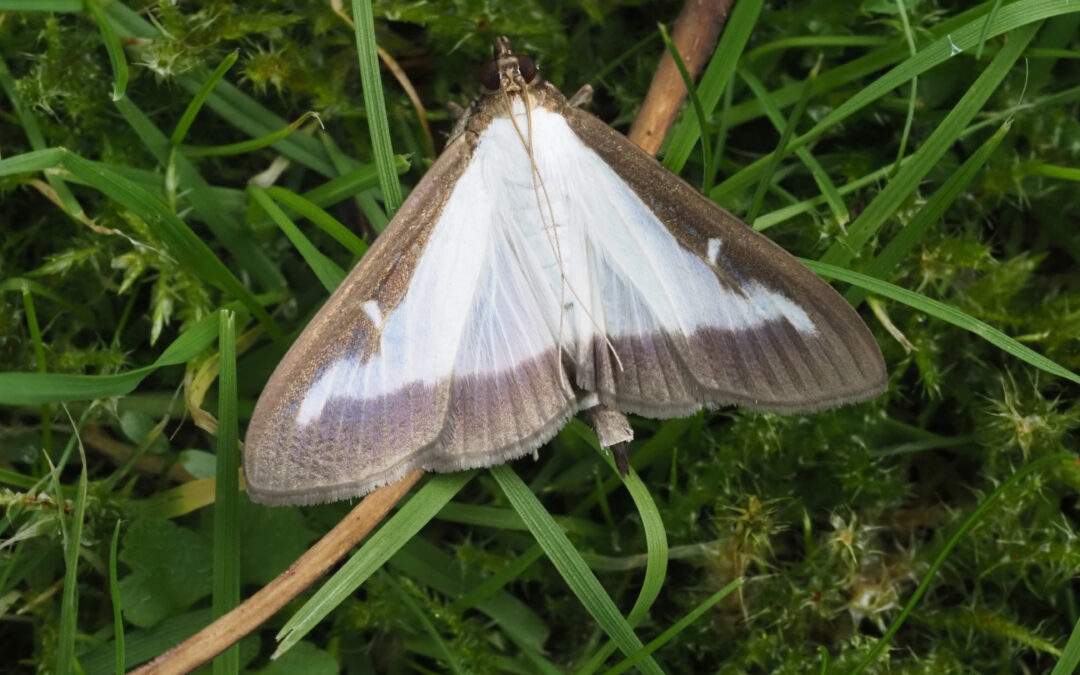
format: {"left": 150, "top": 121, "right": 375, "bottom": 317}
{"left": 746, "top": 80, "right": 1069, "bottom": 231}
{"left": 0, "top": 147, "right": 67, "bottom": 174}
{"left": 1027, "top": 47, "right": 1080, "bottom": 59}
{"left": 246, "top": 155, "right": 408, "bottom": 234}
{"left": 605, "top": 578, "right": 744, "bottom": 675}
{"left": 249, "top": 187, "right": 346, "bottom": 292}
{"left": 849, "top": 451, "right": 1075, "bottom": 674}
{"left": 490, "top": 465, "right": 662, "bottom": 674}
{"left": 975, "top": 0, "right": 1007, "bottom": 59}
{"left": 55, "top": 426, "right": 89, "bottom": 675}
{"left": 819, "top": 21, "right": 1039, "bottom": 267}
{"left": 846, "top": 120, "right": 1011, "bottom": 306}
{"left": 183, "top": 112, "right": 321, "bottom": 157}
{"left": 109, "top": 520, "right": 125, "bottom": 675}
{"left": 85, "top": 0, "right": 128, "bottom": 101}
{"left": 211, "top": 310, "right": 241, "bottom": 675}
{"left": 722, "top": 3, "right": 992, "bottom": 128}
{"left": 570, "top": 419, "right": 669, "bottom": 675}
{"left": 21, "top": 288, "right": 53, "bottom": 456}
{"left": 0, "top": 468, "right": 39, "bottom": 490}
{"left": 1028, "top": 162, "right": 1080, "bottom": 182}
{"left": 0, "top": 0, "right": 82, "bottom": 8}
{"left": 745, "top": 60, "right": 818, "bottom": 223}
{"left": 749, "top": 157, "right": 910, "bottom": 231}
{"left": 185, "top": 77, "right": 339, "bottom": 175}
{"left": 0, "top": 310, "right": 218, "bottom": 405}
{"left": 170, "top": 50, "right": 239, "bottom": 147}
{"left": 716, "top": 1, "right": 1075, "bottom": 199}
{"left": 1051, "top": 614, "right": 1080, "bottom": 675}
{"left": 663, "top": 0, "right": 764, "bottom": 173}
{"left": 436, "top": 502, "right": 604, "bottom": 538}
{"left": 745, "top": 35, "right": 889, "bottom": 62}
{"left": 600, "top": 466, "right": 668, "bottom": 624}
{"left": 265, "top": 187, "right": 369, "bottom": 259}
{"left": 658, "top": 23, "right": 713, "bottom": 192}
{"left": 274, "top": 472, "right": 474, "bottom": 658}
{"left": 318, "top": 132, "right": 391, "bottom": 232}
{"left": 803, "top": 259, "right": 1080, "bottom": 385}
{"left": 739, "top": 66, "right": 847, "bottom": 224}
{"left": 891, "top": 0, "right": 918, "bottom": 174}
{"left": 350, "top": 0, "right": 403, "bottom": 214}
{"left": 707, "top": 74, "right": 735, "bottom": 190}
{"left": 114, "top": 96, "right": 287, "bottom": 294}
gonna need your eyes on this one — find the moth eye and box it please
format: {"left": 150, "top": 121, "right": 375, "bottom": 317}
{"left": 518, "top": 56, "right": 537, "bottom": 83}
{"left": 478, "top": 61, "right": 501, "bottom": 90}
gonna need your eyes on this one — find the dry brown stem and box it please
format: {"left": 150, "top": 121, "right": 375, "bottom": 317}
{"left": 627, "top": 0, "right": 736, "bottom": 155}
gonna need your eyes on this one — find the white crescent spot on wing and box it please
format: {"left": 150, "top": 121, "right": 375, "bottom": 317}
{"left": 707, "top": 237, "right": 722, "bottom": 266}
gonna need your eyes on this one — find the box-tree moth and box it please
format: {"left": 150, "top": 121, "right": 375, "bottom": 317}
{"left": 244, "top": 37, "right": 886, "bottom": 505}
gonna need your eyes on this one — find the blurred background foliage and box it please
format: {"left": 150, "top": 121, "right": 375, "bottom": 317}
{"left": 1, "top": 0, "right": 1079, "bottom": 673}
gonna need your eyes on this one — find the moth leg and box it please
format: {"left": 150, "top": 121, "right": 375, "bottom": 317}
{"left": 611, "top": 443, "right": 631, "bottom": 476}
{"left": 585, "top": 404, "right": 634, "bottom": 475}
{"left": 568, "top": 84, "right": 594, "bottom": 109}
{"left": 447, "top": 101, "right": 467, "bottom": 119}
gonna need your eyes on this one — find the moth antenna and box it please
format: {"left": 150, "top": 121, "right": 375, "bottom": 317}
{"left": 500, "top": 92, "right": 568, "bottom": 388}
{"left": 521, "top": 118, "right": 625, "bottom": 374}
{"left": 525, "top": 90, "right": 569, "bottom": 387}
{"left": 504, "top": 90, "right": 624, "bottom": 380}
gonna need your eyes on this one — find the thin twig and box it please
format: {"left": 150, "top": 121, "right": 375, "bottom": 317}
{"left": 628, "top": 0, "right": 735, "bottom": 155}
{"left": 329, "top": 0, "right": 435, "bottom": 155}
{"left": 128, "top": 469, "right": 424, "bottom": 674}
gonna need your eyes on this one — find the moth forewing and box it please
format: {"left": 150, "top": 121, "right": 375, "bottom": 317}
{"left": 243, "top": 38, "right": 886, "bottom": 506}
{"left": 562, "top": 102, "right": 887, "bottom": 412}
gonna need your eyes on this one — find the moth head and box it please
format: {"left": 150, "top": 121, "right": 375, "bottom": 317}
{"left": 478, "top": 36, "right": 539, "bottom": 94}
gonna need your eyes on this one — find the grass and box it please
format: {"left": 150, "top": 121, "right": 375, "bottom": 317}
{"left": 1, "top": 1, "right": 1079, "bottom": 673}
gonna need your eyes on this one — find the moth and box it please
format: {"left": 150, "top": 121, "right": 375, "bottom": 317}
{"left": 244, "top": 38, "right": 887, "bottom": 505}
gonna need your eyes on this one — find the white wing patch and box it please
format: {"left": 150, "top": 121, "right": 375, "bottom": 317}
{"left": 707, "top": 237, "right": 722, "bottom": 265}
{"left": 297, "top": 102, "right": 816, "bottom": 425}
{"left": 362, "top": 300, "right": 383, "bottom": 327}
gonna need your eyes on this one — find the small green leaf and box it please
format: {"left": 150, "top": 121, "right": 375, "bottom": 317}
{"left": 119, "top": 519, "right": 213, "bottom": 627}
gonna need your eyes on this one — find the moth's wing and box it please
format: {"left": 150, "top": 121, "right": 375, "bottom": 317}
{"left": 562, "top": 105, "right": 887, "bottom": 415}
{"left": 243, "top": 135, "right": 576, "bottom": 505}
